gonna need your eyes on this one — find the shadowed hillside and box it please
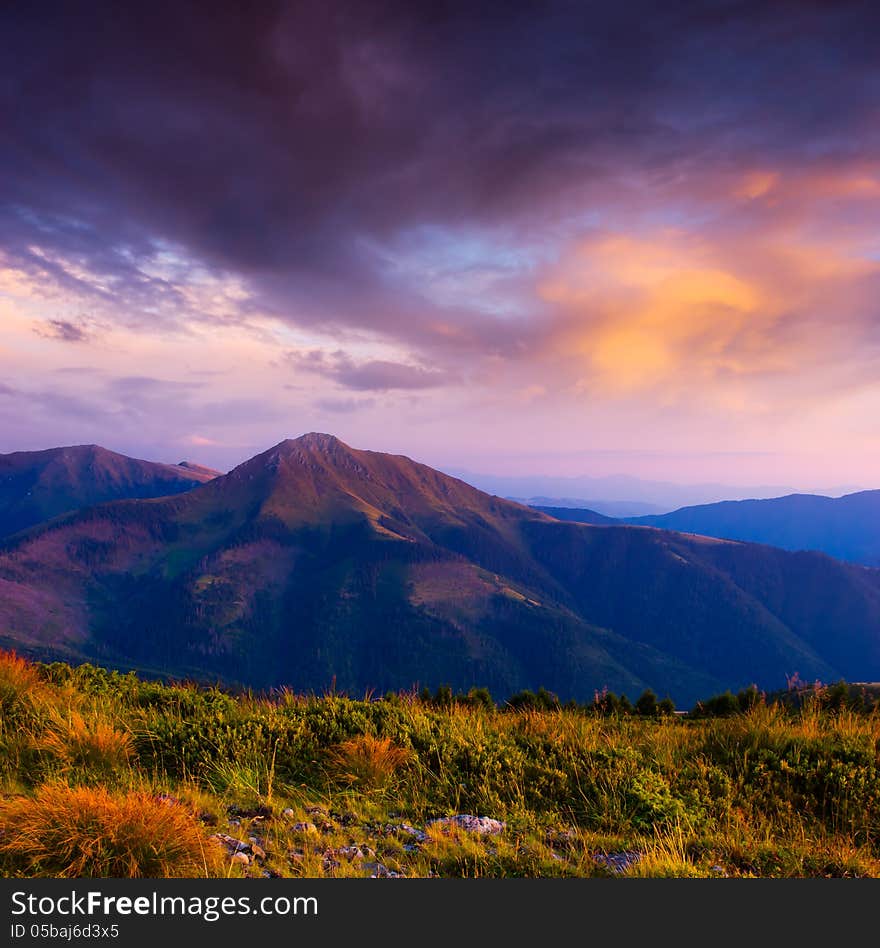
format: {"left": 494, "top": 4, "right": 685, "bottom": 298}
{"left": 0, "top": 444, "right": 219, "bottom": 538}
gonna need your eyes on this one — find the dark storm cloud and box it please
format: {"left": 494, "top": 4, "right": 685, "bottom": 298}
{"left": 2, "top": 1, "right": 879, "bottom": 349}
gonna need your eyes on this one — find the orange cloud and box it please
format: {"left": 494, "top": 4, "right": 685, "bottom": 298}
{"left": 735, "top": 171, "right": 779, "bottom": 200}
{"left": 538, "top": 221, "right": 879, "bottom": 403}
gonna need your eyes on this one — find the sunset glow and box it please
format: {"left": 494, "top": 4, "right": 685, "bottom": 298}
{"left": 2, "top": 2, "right": 879, "bottom": 488}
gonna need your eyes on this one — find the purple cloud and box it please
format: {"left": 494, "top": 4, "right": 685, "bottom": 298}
{"left": 288, "top": 350, "right": 452, "bottom": 391}
{"left": 37, "top": 320, "right": 89, "bottom": 343}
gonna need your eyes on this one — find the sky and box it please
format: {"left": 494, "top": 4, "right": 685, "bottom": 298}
{"left": 2, "top": 0, "right": 879, "bottom": 489}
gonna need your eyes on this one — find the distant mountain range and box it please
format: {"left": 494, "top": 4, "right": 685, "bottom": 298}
{"left": 452, "top": 469, "right": 863, "bottom": 513}
{"left": 531, "top": 506, "right": 616, "bottom": 525}
{"left": 625, "top": 492, "right": 880, "bottom": 567}
{"left": 1, "top": 435, "right": 879, "bottom": 704}
{"left": 513, "top": 497, "right": 665, "bottom": 518}
{"left": 0, "top": 445, "right": 219, "bottom": 539}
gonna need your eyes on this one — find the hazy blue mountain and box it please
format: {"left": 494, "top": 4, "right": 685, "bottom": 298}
{"left": 628, "top": 491, "right": 880, "bottom": 566}
{"left": 515, "top": 497, "right": 667, "bottom": 518}
{"left": 532, "top": 506, "right": 617, "bottom": 525}
{"left": 450, "top": 469, "right": 859, "bottom": 512}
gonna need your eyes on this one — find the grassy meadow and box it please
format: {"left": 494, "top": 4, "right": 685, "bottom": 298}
{"left": 1, "top": 650, "right": 879, "bottom": 879}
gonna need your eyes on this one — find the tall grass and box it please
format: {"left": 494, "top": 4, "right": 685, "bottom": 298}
{"left": 1, "top": 652, "right": 878, "bottom": 877}
{"left": 0, "top": 784, "right": 224, "bottom": 877}
{"left": 326, "top": 734, "right": 413, "bottom": 791}
{"left": 0, "top": 650, "right": 45, "bottom": 723}
{"left": 34, "top": 710, "right": 134, "bottom": 781}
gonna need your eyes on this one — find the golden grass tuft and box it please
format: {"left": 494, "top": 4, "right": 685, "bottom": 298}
{"left": 34, "top": 710, "right": 134, "bottom": 777}
{"left": 0, "top": 650, "right": 43, "bottom": 719}
{"left": 326, "top": 735, "right": 413, "bottom": 790}
{"left": 0, "top": 784, "right": 225, "bottom": 877}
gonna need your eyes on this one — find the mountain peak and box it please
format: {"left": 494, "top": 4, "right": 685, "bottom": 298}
{"left": 264, "top": 433, "right": 361, "bottom": 467}
{"left": 288, "top": 432, "right": 346, "bottom": 451}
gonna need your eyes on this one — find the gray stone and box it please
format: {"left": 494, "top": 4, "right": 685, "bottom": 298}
{"left": 210, "top": 833, "right": 251, "bottom": 854}
{"left": 366, "top": 862, "right": 405, "bottom": 878}
{"left": 427, "top": 815, "right": 505, "bottom": 836}
{"left": 386, "top": 822, "right": 428, "bottom": 843}
{"left": 336, "top": 845, "right": 365, "bottom": 860}
{"left": 591, "top": 850, "right": 642, "bottom": 873}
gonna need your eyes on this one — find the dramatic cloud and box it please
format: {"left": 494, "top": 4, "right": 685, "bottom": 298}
{"left": 1, "top": 1, "right": 879, "bottom": 485}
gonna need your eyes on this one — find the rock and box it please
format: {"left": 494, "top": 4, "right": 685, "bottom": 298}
{"left": 210, "top": 834, "right": 251, "bottom": 854}
{"left": 305, "top": 805, "right": 328, "bottom": 818}
{"left": 250, "top": 843, "right": 267, "bottom": 861}
{"left": 545, "top": 827, "right": 577, "bottom": 846}
{"left": 366, "top": 862, "right": 405, "bottom": 878}
{"left": 591, "top": 850, "right": 642, "bottom": 873}
{"left": 281, "top": 808, "right": 297, "bottom": 820}
{"left": 427, "top": 815, "right": 505, "bottom": 836}
{"left": 228, "top": 804, "right": 273, "bottom": 821}
{"left": 336, "top": 845, "right": 365, "bottom": 861}
{"left": 230, "top": 852, "right": 250, "bottom": 867}
{"left": 386, "top": 822, "right": 428, "bottom": 843}
{"left": 292, "top": 822, "right": 318, "bottom": 834}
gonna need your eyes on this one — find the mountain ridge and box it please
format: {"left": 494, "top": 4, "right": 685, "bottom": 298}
{"left": 1, "top": 433, "right": 878, "bottom": 704}
{"left": 0, "top": 443, "right": 219, "bottom": 539}
{"left": 626, "top": 490, "right": 880, "bottom": 566}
